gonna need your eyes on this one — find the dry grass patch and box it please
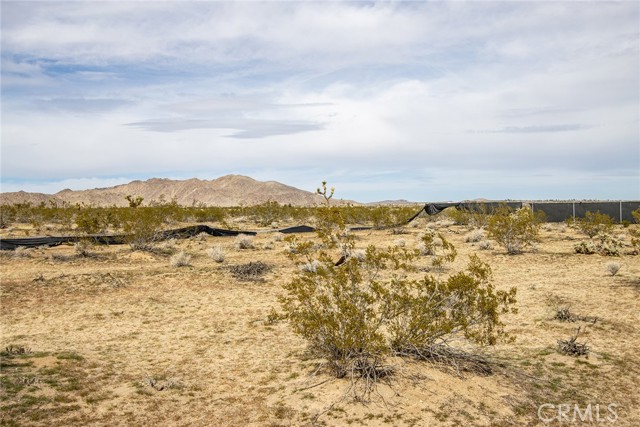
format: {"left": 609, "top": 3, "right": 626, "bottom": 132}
{"left": 1, "top": 220, "right": 639, "bottom": 426}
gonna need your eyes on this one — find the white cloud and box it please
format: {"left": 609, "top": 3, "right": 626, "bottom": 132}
{"left": 1, "top": 1, "right": 638, "bottom": 201}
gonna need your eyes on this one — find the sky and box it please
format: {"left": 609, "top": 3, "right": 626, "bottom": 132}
{"left": 1, "top": 0, "right": 639, "bottom": 203}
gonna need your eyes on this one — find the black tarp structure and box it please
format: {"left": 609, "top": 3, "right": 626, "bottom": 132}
{"left": 0, "top": 226, "right": 255, "bottom": 251}
{"left": 420, "top": 201, "right": 523, "bottom": 216}
{"left": 2, "top": 200, "right": 638, "bottom": 250}
{"left": 530, "top": 201, "right": 640, "bottom": 223}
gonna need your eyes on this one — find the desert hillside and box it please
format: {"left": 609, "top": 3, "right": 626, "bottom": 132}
{"left": 0, "top": 175, "right": 353, "bottom": 207}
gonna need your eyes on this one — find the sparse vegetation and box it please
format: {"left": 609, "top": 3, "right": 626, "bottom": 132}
{"left": 572, "top": 211, "right": 614, "bottom": 238}
{"left": 487, "top": 205, "right": 542, "bottom": 254}
{"left": 464, "top": 228, "right": 485, "bottom": 243}
{"left": 207, "top": 245, "right": 226, "bottom": 263}
{"left": 169, "top": 250, "right": 192, "bottom": 267}
{"left": 1, "top": 197, "right": 638, "bottom": 427}
{"left": 279, "top": 183, "right": 517, "bottom": 398}
{"left": 557, "top": 327, "right": 590, "bottom": 356}
{"left": 235, "top": 234, "right": 255, "bottom": 250}
{"left": 606, "top": 261, "right": 621, "bottom": 276}
{"left": 230, "top": 261, "right": 270, "bottom": 281}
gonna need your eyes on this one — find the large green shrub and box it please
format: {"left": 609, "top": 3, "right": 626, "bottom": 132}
{"left": 118, "top": 207, "right": 165, "bottom": 250}
{"left": 487, "top": 206, "right": 542, "bottom": 254}
{"left": 572, "top": 211, "right": 614, "bottom": 239}
{"left": 280, "top": 183, "right": 517, "bottom": 390}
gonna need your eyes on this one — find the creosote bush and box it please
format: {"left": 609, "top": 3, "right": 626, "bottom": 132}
{"left": 280, "top": 183, "right": 517, "bottom": 393}
{"left": 571, "top": 211, "right": 614, "bottom": 239}
{"left": 487, "top": 206, "right": 543, "bottom": 254}
{"left": 120, "top": 207, "right": 165, "bottom": 251}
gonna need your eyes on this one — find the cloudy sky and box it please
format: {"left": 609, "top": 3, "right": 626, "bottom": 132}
{"left": 1, "top": 1, "right": 638, "bottom": 202}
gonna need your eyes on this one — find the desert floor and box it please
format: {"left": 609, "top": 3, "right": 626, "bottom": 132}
{"left": 1, "top": 218, "right": 639, "bottom": 426}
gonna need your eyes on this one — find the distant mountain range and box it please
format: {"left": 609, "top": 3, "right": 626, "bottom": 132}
{"left": 0, "top": 175, "right": 361, "bottom": 207}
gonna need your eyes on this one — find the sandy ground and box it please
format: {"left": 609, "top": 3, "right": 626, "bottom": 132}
{"left": 1, "top": 219, "right": 638, "bottom": 426}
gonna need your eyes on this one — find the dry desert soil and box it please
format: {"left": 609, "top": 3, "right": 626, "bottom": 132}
{"left": 1, "top": 218, "right": 639, "bottom": 426}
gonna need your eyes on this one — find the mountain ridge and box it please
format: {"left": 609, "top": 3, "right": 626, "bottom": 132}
{"left": 0, "top": 175, "right": 357, "bottom": 207}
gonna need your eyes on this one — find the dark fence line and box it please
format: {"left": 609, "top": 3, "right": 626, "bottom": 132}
{"left": 529, "top": 201, "right": 640, "bottom": 223}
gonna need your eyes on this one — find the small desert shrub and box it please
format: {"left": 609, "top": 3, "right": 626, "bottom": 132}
{"left": 597, "top": 235, "right": 622, "bottom": 256}
{"left": 487, "top": 206, "right": 542, "bottom": 254}
{"left": 393, "top": 238, "right": 406, "bottom": 247}
{"left": 606, "top": 261, "right": 621, "bottom": 276}
{"left": 299, "top": 260, "right": 321, "bottom": 273}
{"left": 13, "top": 246, "right": 32, "bottom": 258}
{"left": 575, "top": 235, "right": 622, "bottom": 256}
{"left": 436, "top": 218, "right": 456, "bottom": 228}
{"left": 554, "top": 306, "right": 575, "bottom": 322}
{"left": 341, "top": 246, "right": 366, "bottom": 261}
{"left": 194, "top": 232, "right": 208, "bottom": 242}
{"left": 630, "top": 208, "right": 640, "bottom": 254}
{"left": 390, "top": 227, "right": 409, "bottom": 235}
{"left": 574, "top": 241, "right": 597, "bottom": 255}
{"left": 557, "top": 328, "right": 590, "bottom": 356}
{"left": 207, "top": 245, "right": 226, "bottom": 263}
{"left": 170, "top": 251, "right": 191, "bottom": 268}
{"left": 230, "top": 261, "right": 270, "bottom": 281}
{"left": 273, "top": 232, "right": 285, "bottom": 242}
{"left": 74, "top": 240, "right": 94, "bottom": 257}
{"left": 464, "top": 228, "right": 485, "bottom": 243}
{"left": 572, "top": 211, "right": 614, "bottom": 239}
{"left": 119, "top": 207, "right": 164, "bottom": 251}
{"left": 419, "top": 230, "right": 457, "bottom": 271}
{"left": 234, "top": 234, "right": 255, "bottom": 250}
{"left": 444, "top": 208, "right": 470, "bottom": 225}
{"left": 477, "top": 240, "right": 493, "bottom": 251}
{"left": 263, "top": 241, "right": 275, "bottom": 250}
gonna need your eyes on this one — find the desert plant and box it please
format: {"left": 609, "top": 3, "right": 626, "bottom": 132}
{"left": 606, "top": 261, "right": 621, "bottom": 276}
{"left": 477, "top": 240, "right": 493, "bottom": 251}
{"left": 557, "top": 327, "right": 590, "bottom": 356}
{"left": 74, "top": 240, "right": 94, "bottom": 257}
{"left": 574, "top": 241, "right": 597, "bottom": 255}
{"left": 576, "top": 235, "right": 622, "bottom": 256}
{"left": 170, "top": 251, "right": 191, "bottom": 267}
{"left": 299, "top": 260, "right": 321, "bottom": 273}
{"left": 119, "top": 207, "right": 164, "bottom": 251}
{"left": 554, "top": 306, "right": 575, "bottom": 322}
{"left": 628, "top": 208, "right": 640, "bottom": 255}
{"left": 13, "top": 246, "right": 32, "bottom": 258}
{"left": 230, "top": 261, "right": 270, "bottom": 281}
{"left": 597, "top": 235, "right": 622, "bottom": 256}
{"left": 418, "top": 230, "right": 457, "bottom": 272}
{"left": 125, "top": 195, "right": 144, "bottom": 208}
{"left": 464, "top": 228, "right": 485, "bottom": 243}
{"left": 234, "top": 234, "right": 255, "bottom": 250}
{"left": 573, "top": 211, "right": 614, "bottom": 239}
{"left": 207, "top": 245, "right": 226, "bottom": 263}
{"left": 487, "top": 206, "right": 542, "bottom": 254}
{"left": 279, "top": 182, "right": 517, "bottom": 395}
{"left": 444, "top": 207, "right": 470, "bottom": 225}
